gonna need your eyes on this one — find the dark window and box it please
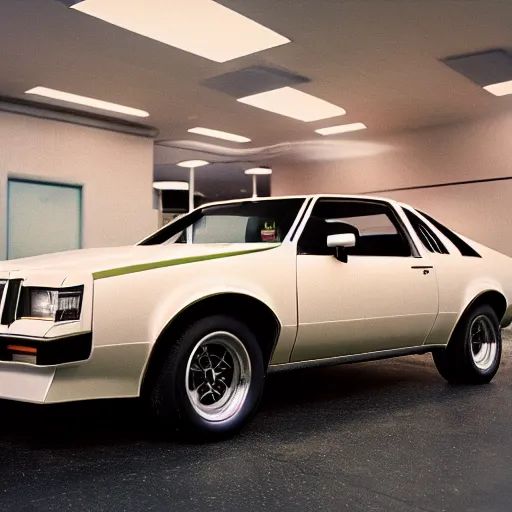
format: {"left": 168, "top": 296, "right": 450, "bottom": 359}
{"left": 417, "top": 211, "right": 481, "bottom": 258}
{"left": 140, "top": 198, "right": 305, "bottom": 245}
{"left": 298, "top": 200, "right": 412, "bottom": 257}
{"left": 403, "top": 209, "right": 449, "bottom": 254}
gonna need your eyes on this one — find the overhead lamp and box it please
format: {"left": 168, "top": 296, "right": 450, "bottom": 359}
{"left": 177, "top": 160, "right": 209, "bottom": 168}
{"left": 483, "top": 80, "right": 512, "bottom": 96}
{"left": 315, "top": 122, "right": 367, "bottom": 136}
{"left": 70, "top": 0, "right": 290, "bottom": 63}
{"left": 188, "top": 127, "right": 250, "bottom": 143}
{"left": 176, "top": 160, "right": 209, "bottom": 243}
{"left": 152, "top": 181, "right": 189, "bottom": 191}
{"left": 238, "top": 87, "right": 346, "bottom": 122}
{"left": 25, "top": 86, "right": 149, "bottom": 117}
{"left": 245, "top": 167, "right": 273, "bottom": 175}
{"left": 245, "top": 167, "right": 271, "bottom": 198}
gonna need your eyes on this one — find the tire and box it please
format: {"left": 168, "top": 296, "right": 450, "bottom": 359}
{"left": 150, "top": 315, "right": 265, "bottom": 441}
{"left": 432, "top": 304, "right": 502, "bottom": 384}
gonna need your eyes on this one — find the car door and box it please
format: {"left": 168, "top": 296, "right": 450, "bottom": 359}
{"left": 291, "top": 198, "right": 439, "bottom": 362}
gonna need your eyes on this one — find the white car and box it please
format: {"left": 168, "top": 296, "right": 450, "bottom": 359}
{"left": 0, "top": 195, "right": 510, "bottom": 439}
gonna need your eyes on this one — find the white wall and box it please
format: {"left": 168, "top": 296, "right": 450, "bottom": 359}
{"left": 0, "top": 111, "right": 157, "bottom": 260}
{"left": 273, "top": 113, "right": 512, "bottom": 255}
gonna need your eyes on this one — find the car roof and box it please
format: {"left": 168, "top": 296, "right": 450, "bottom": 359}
{"left": 201, "top": 194, "right": 402, "bottom": 209}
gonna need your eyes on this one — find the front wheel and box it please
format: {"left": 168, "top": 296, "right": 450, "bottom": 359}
{"left": 432, "top": 304, "right": 502, "bottom": 384}
{"left": 150, "top": 315, "right": 265, "bottom": 440}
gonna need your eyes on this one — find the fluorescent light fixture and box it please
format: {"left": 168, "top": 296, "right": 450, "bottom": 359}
{"left": 245, "top": 167, "right": 272, "bottom": 175}
{"left": 153, "top": 181, "right": 189, "bottom": 191}
{"left": 483, "top": 80, "right": 512, "bottom": 96}
{"left": 71, "top": 0, "right": 290, "bottom": 63}
{"left": 238, "top": 87, "right": 346, "bottom": 122}
{"left": 25, "top": 86, "right": 149, "bottom": 117}
{"left": 177, "top": 160, "right": 209, "bottom": 168}
{"left": 188, "top": 127, "right": 250, "bottom": 143}
{"left": 315, "top": 122, "right": 367, "bottom": 136}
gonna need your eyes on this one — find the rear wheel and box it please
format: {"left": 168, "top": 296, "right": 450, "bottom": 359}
{"left": 150, "top": 315, "right": 265, "bottom": 440}
{"left": 433, "top": 304, "right": 501, "bottom": 384}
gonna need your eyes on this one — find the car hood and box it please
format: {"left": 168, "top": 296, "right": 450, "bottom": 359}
{"left": 0, "top": 244, "right": 277, "bottom": 278}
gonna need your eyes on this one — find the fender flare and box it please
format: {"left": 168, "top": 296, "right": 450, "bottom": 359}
{"left": 447, "top": 288, "right": 507, "bottom": 344}
{"left": 138, "top": 291, "right": 282, "bottom": 396}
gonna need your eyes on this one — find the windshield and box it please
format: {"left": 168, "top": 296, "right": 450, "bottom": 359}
{"left": 140, "top": 198, "right": 306, "bottom": 245}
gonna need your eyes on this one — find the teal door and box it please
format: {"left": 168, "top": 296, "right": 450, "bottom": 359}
{"left": 7, "top": 179, "right": 82, "bottom": 260}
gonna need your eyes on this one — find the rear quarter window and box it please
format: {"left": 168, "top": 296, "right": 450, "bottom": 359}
{"left": 417, "top": 210, "right": 481, "bottom": 258}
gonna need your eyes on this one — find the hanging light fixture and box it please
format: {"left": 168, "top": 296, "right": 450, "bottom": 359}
{"left": 176, "top": 160, "right": 209, "bottom": 243}
{"left": 244, "top": 167, "right": 272, "bottom": 198}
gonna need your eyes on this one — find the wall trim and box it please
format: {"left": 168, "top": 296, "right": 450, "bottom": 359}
{"left": 0, "top": 97, "right": 159, "bottom": 139}
{"left": 363, "top": 175, "right": 512, "bottom": 195}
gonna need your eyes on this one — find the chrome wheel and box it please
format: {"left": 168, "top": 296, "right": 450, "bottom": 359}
{"left": 470, "top": 315, "right": 497, "bottom": 371}
{"left": 185, "top": 331, "right": 251, "bottom": 422}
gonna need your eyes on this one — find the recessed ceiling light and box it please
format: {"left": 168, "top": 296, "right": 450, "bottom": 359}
{"left": 70, "top": 0, "right": 290, "bottom": 63}
{"left": 245, "top": 167, "right": 272, "bottom": 175}
{"left": 238, "top": 87, "right": 346, "bottom": 122}
{"left": 153, "top": 181, "right": 189, "bottom": 190}
{"left": 483, "top": 80, "right": 512, "bottom": 96}
{"left": 188, "top": 127, "right": 250, "bottom": 143}
{"left": 25, "top": 86, "right": 149, "bottom": 117}
{"left": 315, "top": 122, "right": 367, "bottom": 136}
{"left": 177, "top": 160, "right": 209, "bottom": 168}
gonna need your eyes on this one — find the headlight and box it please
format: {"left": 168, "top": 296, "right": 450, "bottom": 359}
{"left": 18, "top": 286, "right": 83, "bottom": 322}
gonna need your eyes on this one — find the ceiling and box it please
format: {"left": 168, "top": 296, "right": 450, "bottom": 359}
{"left": 1, "top": 0, "right": 512, "bottom": 167}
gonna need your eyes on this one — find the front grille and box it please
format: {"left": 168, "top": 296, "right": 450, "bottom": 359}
{"left": 0, "top": 280, "right": 6, "bottom": 322}
{"left": 1, "top": 280, "right": 22, "bottom": 326}
{"left": 0, "top": 281, "right": 6, "bottom": 305}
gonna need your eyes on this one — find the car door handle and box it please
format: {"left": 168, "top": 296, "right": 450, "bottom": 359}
{"left": 411, "top": 265, "right": 433, "bottom": 275}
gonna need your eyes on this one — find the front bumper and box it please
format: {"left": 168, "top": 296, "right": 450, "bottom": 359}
{"left": 0, "top": 364, "right": 56, "bottom": 404}
{"left": 0, "top": 332, "right": 92, "bottom": 366}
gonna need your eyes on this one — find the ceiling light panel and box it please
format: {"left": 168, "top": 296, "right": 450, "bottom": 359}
{"left": 238, "top": 87, "right": 346, "bottom": 122}
{"left": 315, "top": 122, "right": 367, "bottom": 136}
{"left": 188, "top": 127, "right": 250, "bottom": 143}
{"left": 484, "top": 80, "right": 512, "bottom": 96}
{"left": 25, "top": 86, "right": 149, "bottom": 117}
{"left": 71, "top": 0, "right": 290, "bottom": 63}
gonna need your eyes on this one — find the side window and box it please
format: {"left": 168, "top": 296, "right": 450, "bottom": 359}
{"left": 298, "top": 200, "right": 412, "bottom": 257}
{"left": 403, "top": 209, "right": 449, "bottom": 254}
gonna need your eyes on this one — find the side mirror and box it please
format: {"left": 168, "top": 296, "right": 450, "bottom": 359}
{"left": 327, "top": 233, "right": 356, "bottom": 263}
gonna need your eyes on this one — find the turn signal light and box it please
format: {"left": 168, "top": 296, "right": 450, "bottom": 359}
{"left": 7, "top": 345, "right": 37, "bottom": 354}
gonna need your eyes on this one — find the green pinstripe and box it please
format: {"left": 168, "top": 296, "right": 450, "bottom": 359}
{"left": 92, "top": 246, "right": 278, "bottom": 280}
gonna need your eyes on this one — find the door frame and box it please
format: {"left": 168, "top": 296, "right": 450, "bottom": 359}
{"left": 291, "top": 195, "right": 422, "bottom": 258}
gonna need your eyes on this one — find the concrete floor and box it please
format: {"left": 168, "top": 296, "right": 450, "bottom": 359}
{"left": 1, "top": 334, "right": 512, "bottom": 512}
